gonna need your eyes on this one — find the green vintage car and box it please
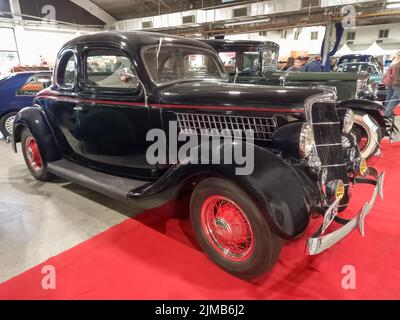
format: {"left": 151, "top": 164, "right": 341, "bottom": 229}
{"left": 202, "top": 39, "right": 386, "bottom": 159}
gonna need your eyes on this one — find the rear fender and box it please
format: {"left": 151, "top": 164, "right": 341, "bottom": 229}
{"left": 12, "top": 105, "right": 61, "bottom": 163}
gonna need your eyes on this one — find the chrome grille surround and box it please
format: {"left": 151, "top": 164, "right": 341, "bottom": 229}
{"left": 304, "top": 93, "right": 350, "bottom": 207}
{"left": 176, "top": 112, "right": 277, "bottom": 141}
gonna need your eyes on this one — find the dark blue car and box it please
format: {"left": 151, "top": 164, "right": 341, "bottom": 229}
{"left": 338, "top": 54, "right": 374, "bottom": 65}
{"left": 0, "top": 71, "right": 52, "bottom": 137}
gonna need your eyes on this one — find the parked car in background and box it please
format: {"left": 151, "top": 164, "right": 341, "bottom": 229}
{"left": 203, "top": 39, "right": 386, "bottom": 159}
{"left": 12, "top": 31, "right": 384, "bottom": 279}
{"left": 338, "top": 54, "right": 374, "bottom": 65}
{"left": 0, "top": 71, "right": 52, "bottom": 137}
{"left": 337, "top": 62, "right": 384, "bottom": 100}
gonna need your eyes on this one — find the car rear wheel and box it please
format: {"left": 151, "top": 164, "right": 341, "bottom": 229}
{"left": 0, "top": 112, "right": 17, "bottom": 137}
{"left": 190, "top": 177, "right": 282, "bottom": 280}
{"left": 351, "top": 111, "right": 382, "bottom": 159}
{"left": 21, "top": 128, "right": 54, "bottom": 181}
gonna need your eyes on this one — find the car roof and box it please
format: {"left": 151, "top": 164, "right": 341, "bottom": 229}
{"left": 340, "top": 62, "right": 374, "bottom": 65}
{"left": 340, "top": 54, "right": 373, "bottom": 58}
{"left": 63, "top": 31, "right": 214, "bottom": 53}
{"left": 13, "top": 71, "right": 52, "bottom": 75}
{"left": 201, "top": 39, "right": 279, "bottom": 51}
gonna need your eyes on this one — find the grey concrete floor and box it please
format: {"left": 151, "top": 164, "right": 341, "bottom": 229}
{"left": 0, "top": 137, "right": 140, "bottom": 283}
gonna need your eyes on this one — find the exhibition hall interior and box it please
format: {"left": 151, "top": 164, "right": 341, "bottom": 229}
{"left": 0, "top": 0, "right": 399, "bottom": 300}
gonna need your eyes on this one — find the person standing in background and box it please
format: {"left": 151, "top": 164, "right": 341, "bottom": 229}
{"left": 383, "top": 58, "right": 400, "bottom": 118}
{"left": 304, "top": 55, "right": 323, "bottom": 72}
{"left": 281, "top": 57, "right": 294, "bottom": 71}
{"left": 383, "top": 52, "right": 400, "bottom": 117}
{"left": 287, "top": 57, "right": 304, "bottom": 72}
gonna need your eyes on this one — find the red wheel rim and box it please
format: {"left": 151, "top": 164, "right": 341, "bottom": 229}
{"left": 358, "top": 136, "right": 368, "bottom": 151}
{"left": 201, "top": 195, "right": 254, "bottom": 261}
{"left": 25, "top": 136, "right": 43, "bottom": 172}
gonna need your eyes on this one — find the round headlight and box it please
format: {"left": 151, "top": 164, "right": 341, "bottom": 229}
{"left": 343, "top": 109, "right": 355, "bottom": 134}
{"left": 299, "top": 123, "right": 315, "bottom": 159}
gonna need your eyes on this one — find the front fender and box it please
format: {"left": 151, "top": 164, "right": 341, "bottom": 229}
{"left": 130, "top": 142, "right": 319, "bottom": 238}
{"left": 12, "top": 106, "right": 61, "bottom": 163}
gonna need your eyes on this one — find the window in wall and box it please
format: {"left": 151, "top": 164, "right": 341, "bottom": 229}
{"left": 281, "top": 29, "right": 287, "bottom": 39}
{"left": 379, "top": 29, "right": 389, "bottom": 38}
{"left": 310, "top": 31, "right": 319, "bottom": 40}
{"left": 16, "top": 75, "right": 51, "bottom": 96}
{"left": 57, "top": 51, "right": 76, "bottom": 89}
{"left": 294, "top": 31, "right": 301, "bottom": 40}
{"left": 86, "top": 50, "right": 138, "bottom": 89}
{"left": 346, "top": 31, "right": 356, "bottom": 41}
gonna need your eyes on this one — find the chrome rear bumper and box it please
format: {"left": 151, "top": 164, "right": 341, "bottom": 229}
{"left": 307, "top": 167, "right": 385, "bottom": 255}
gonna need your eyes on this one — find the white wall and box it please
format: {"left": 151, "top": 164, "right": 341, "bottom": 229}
{"left": 14, "top": 27, "right": 80, "bottom": 66}
{"left": 225, "top": 22, "right": 400, "bottom": 60}
{"left": 342, "top": 23, "right": 400, "bottom": 55}
{"left": 225, "top": 26, "right": 326, "bottom": 59}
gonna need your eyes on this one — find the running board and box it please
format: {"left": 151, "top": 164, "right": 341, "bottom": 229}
{"left": 47, "top": 159, "right": 148, "bottom": 202}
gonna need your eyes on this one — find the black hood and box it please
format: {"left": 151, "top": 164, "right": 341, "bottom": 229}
{"left": 158, "top": 81, "right": 328, "bottom": 111}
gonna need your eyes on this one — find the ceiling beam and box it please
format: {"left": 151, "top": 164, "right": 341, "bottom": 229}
{"left": 69, "top": 0, "right": 116, "bottom": 24}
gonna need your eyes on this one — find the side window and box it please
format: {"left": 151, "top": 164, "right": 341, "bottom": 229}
{"left": 57, "top": 51, "right": 76, "bottom": 89}
{"left": 219, "top": 52, "right": 237, "bottom": 73}
{"left": 16, "top": 76, "right": 51, "bottom": 96}
{"left": 85, "top": 50, "right": 138, "bottom": 89}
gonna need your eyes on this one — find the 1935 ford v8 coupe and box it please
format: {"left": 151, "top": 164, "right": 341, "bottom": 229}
{"left": 12, "top": 32, "right": 384, "bottom": 279}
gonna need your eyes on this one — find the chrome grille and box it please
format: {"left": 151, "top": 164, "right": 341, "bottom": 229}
{"left": 311, "top": 102, "right": 350, "bottom": 206}
{"left": 176, "top": 113, "right": 277, "bottom": 141}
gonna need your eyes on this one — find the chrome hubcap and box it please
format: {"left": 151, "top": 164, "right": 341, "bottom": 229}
{"left": 4, "top": 115, "right": 16, "bottom": 135}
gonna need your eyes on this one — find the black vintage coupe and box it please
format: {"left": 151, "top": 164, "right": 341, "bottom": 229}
{"left": 12, "top": 32, "right": 384, "bottom": 279}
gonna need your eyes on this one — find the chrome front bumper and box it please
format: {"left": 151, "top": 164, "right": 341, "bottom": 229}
{"left": 307, "top": 167, "right": 385, "bottom": 255}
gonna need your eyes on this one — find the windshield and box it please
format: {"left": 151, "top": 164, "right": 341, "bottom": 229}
{"left": 217, "top": 48, "right": 278, "bottom": 74}
{"left": 339, "top": 63, "right": 380, "bottom": 75}
{"left": 142, "top": 45, "right": 228, "bottom": 85}
{"left": 339, "top": 64, "right": 361, "bottom": 73}
{"left": 262, "top": 49, "right": 279, "bottom": 72}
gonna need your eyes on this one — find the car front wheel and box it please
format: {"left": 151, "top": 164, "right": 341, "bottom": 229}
{"left": 190, "top": 177, "right": 282, "bottom": 280}
{"left": 21, "top": 128, "right": 54, "bottom": 181}
{"left": 0, "top": 112, "right": 17, "bottom": 137}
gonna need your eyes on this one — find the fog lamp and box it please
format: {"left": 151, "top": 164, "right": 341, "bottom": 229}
{"left": 326, "top": 180, "right": 345, "bottom": 201}
{"left": 354, "top": 159, "right": 368, "bottom": 176}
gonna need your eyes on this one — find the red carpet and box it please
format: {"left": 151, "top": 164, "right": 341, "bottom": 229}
{"left": 1, "top": 141, "right": 400, "bottom": 300}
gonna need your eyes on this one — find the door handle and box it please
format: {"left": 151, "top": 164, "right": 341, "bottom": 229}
{"left": 73, "top": 106, "right": 83, "bottom": 111}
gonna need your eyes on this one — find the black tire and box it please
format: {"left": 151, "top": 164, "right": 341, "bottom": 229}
{"left": 351, "top": 111, "right": 382, "bottom": 159}
{"left": 21, "top": 128, "right": 54, "bottom": 181}
{"left": 0, "top": 112, "right": 17, "bottom": 137}
{"left": 190, "top": 177, "right": 282, "bottom": 280}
